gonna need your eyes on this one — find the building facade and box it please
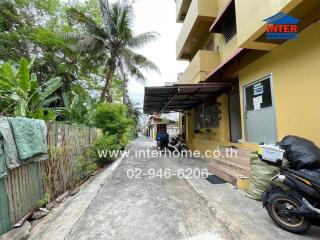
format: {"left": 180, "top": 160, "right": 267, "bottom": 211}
{"left": 175, "top": 0, "right": 320, "bottom": 154}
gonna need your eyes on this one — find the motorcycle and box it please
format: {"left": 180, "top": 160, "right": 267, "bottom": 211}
{"left": 167, "top": 135, "right": 188, "bottom": 153}
{"left": 261, "top": 159, "right": 320, "bottom": 234}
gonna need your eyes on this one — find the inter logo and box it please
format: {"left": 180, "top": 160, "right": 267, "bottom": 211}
{"left": 264, "top": 12, "right": 300, "bottom": 40}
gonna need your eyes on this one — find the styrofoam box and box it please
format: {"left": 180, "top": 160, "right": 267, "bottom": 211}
{"left": 260, "top": 145, "right": 285, "bottom": 163}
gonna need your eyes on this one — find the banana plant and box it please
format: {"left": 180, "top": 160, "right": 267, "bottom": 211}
{"left": 58, "top": 92, "right": 95, "bottom": 124}
{"left": 0, "top": 58, "right": 63, "bottom": 119}
{"left": 59, "top": 92, "right": 80, "bottom": 122}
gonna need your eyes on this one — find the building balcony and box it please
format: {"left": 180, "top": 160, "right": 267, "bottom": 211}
{"left": 176, "top": 0, "right": 192, "bottom": 23}
{"left": 177, "top": 50, "right": 220, "bottom": 84}
{"left": 176, "top": 0, "right": 218, "bottom": 60}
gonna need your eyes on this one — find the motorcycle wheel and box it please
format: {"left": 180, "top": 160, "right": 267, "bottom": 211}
{"left": 266, "top": 193, "right": 311, "bottom": 234}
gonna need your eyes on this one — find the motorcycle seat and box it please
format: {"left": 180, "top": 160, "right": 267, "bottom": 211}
{"left": 288, "top": 168, "right": 320, "bottom": 186}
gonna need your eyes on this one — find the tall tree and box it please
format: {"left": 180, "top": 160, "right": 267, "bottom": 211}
{"left": 64, "top": 0, "right": 159, "bottom": 102}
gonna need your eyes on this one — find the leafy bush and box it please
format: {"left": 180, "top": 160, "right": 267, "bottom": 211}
{"left": 72, "top": 156, "right": 97, "bottom": 183}
{"left": 88, "top": 134, "right": 120, "bottom": 166}
{"left": 119, "top": 123, "right": 136, "bottom": 148}
{"left": 92, "top": 103, "right": 131, "bottom": 135}
{"left": 87, "top": 103, "right": 137, "bottom": 164}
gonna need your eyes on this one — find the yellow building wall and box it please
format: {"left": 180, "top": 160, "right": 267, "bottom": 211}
{"left": 179, "top": 114, "right": 183, "bottom": 135}
{"left": 217, "top": 35, "right": 238, "bottom": 63}
{"left": 186, "top": 94, "right": 233, "bottom": 156}
{"left": 176, "top": 0, "right": 218, "bottom": 59}
{"left": 182, "top": 21, "right": 320, "bottom": 156}
{"left": 217, "top": 0, "right": 229, "bottom": 14}
{"left": 152, "top": 126, "right": 157, "bottom": 140}
{"left": 177, "top": 1, "right": 320, "bottom": 156}
{"left": 235, "top": 0, "right": 302, "bottom": 50}
{"left": 239, "top": 22, "right": 320, "bottom": 146}
{"left": 196, "top": 30, "right": 238, "bottom": 66}
{"left": 186, "top": 92, "right": 257, "bottom": 156}
{"left": 178, "top": 50, "right": 220, "bottom": 84}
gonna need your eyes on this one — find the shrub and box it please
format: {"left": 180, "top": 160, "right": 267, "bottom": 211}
{"left": 92, "top": 103, "right": 130, "bottom": 135}
{"left": 119, "top": 123, "right": 136, "bottom": 149}
{"left": 89, "top": 103, "right": 137, "bottom": 156}
{"left": 72, "top": 156, "right": 98, "bottom": 183}
{"left": 88, "top": 134, "right": 120, "bottom": 166}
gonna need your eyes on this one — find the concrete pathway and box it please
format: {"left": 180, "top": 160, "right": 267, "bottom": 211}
{"left": 29, "top": 137, "right": 320, "bottom": 240}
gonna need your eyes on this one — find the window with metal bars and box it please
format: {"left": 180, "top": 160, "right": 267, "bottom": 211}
{"left": 223, "top": 20, "right": 237, "bottom": 43}
{"left": 222, "top": 1, "right": 237, "bottom": 43}
{"left": 194, "top": 103, "right": 220, "bottom": 130}
{"left": 222, "top": 5, "right": 237, "bottom": 43}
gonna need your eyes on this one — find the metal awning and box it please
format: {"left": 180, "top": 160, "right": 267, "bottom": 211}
{"left": 143, "top": 83, "right": 233, "bottom": 114}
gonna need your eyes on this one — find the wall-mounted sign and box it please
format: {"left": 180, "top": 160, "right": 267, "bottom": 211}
{"left": 253, "top": 96, "right": 263, "bottom": 110}
{"left": 253, "top": 83, "right": 263, "bottom": 96}
{"left": 263, "top": 12, "right": 300, "bottom": 40}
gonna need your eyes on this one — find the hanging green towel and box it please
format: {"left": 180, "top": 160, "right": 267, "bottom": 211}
{"left": 9, "top": 117, "right": 47, "bottom": 161}
{"left": 0, "top": 117, "right": 20, "bottom": 169}
{"left": 31, "top": 120, "right": 48, "bottom": 162}
{"left": 0, "top": 136, "right": 7, "bottom": 178}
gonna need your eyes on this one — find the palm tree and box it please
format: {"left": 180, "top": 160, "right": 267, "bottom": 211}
{"left": 126, "top": 98, "right": 142, "bottom": 121}
{"left": 64, "top": 0, "right": 159, "bottom": 103}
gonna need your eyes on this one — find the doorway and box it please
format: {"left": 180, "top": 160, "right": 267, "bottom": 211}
{"left": 181, "top": 115, "right": 186, "bottom": 140}
{"left": 243, "top": 75, "right": 277, "bottom": 144}
{"left": 229, "top": 92, "right": 242, "bottom": 143}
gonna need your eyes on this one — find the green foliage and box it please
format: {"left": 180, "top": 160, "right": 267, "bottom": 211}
{"left": 92, "top": 103, "right": 130, "bottom": 135}
{"left": 88, "top": 102, "right": 139, "bottom": 165}
{"left": 57, "top": 92, "right": 94, "bottom": 124}
{"left": 0, "top": 0, "right": 104, "bottom": 110}
{"left": 0, "top": 0, "right": 62, "bottom": 62}
{"left": 119, "top": 123, "right": 136, "bottom": 148}
{"left": 72, "top": 155, "right": 97, "bottom": 183}
{"left": 0, "top": 0, "right": 144, "bottom": 128}
{"left": 0, "top": 58, "right": 62, "bottom": 119}
{"left": 161, "top": 117, "right": 169, "bottom": 124}
{"left": 88, "top": 134, "right": 120, "bottom": 166}
{"left": 37, "top": 192, "right": 51, "bottom": 208}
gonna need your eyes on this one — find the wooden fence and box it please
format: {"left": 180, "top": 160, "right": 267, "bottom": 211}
{"left": 0, "top": 122, "right": 101, "bottom": 235}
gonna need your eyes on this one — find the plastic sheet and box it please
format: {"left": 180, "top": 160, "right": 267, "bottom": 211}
{"left": 279, "top": 135, "right": 320, "bottom": 170}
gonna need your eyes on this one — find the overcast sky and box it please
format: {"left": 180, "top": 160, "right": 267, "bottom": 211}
{"left": 128, "top": 0, "right": 188, "bottom": 109}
